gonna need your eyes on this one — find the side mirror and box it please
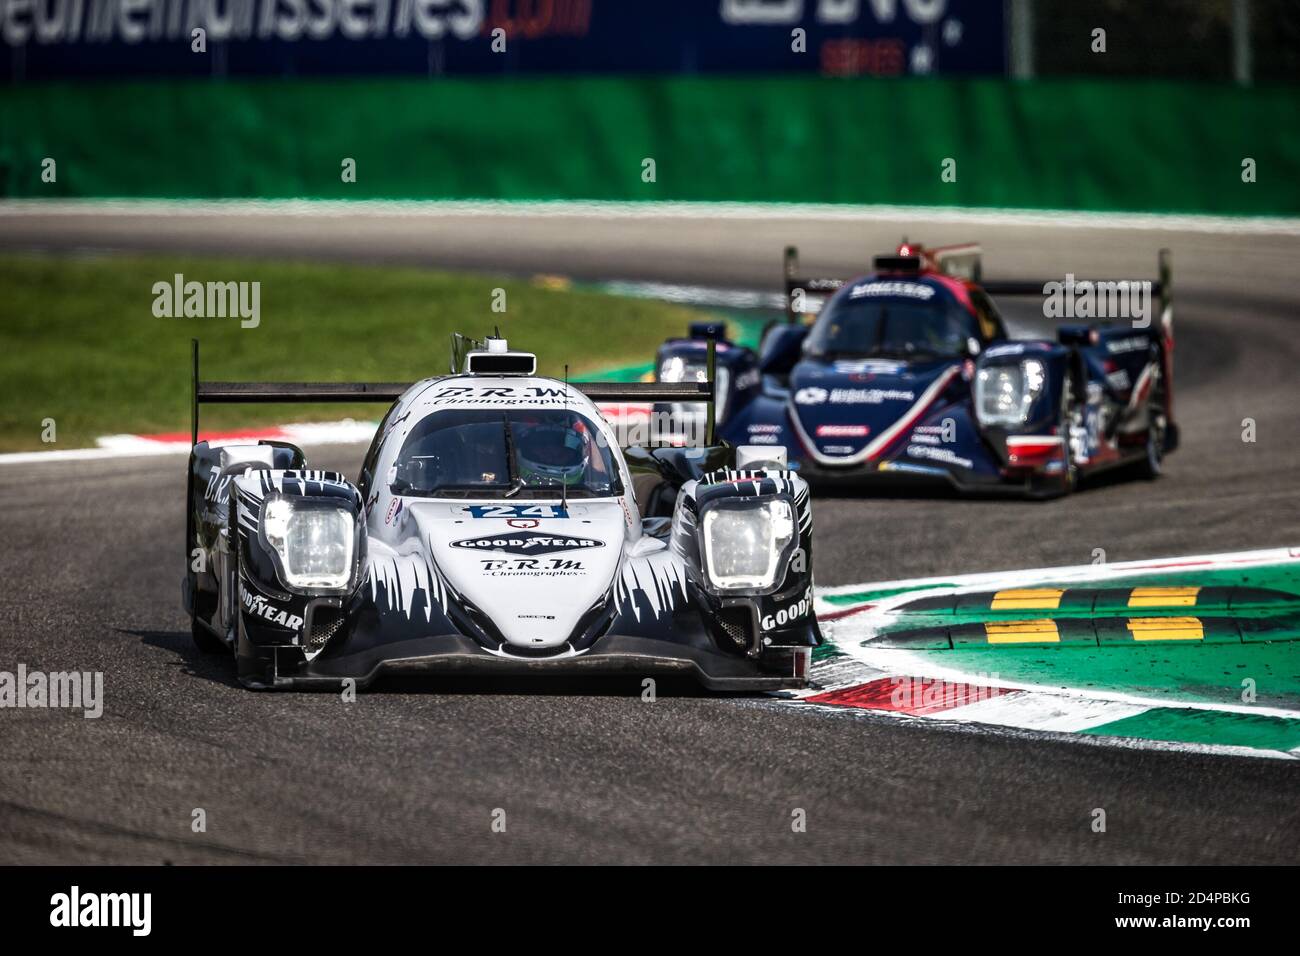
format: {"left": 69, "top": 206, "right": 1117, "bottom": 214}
{"left": 390, "top": 457, "right": 427, "bottom": 493}
{"left": 759, "top": 325, "right": 810, "bottom": 377}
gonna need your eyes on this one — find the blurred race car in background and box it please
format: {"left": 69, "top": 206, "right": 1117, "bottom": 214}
{"left": 183, "top": 336, "right": 819, "bottom": 691}
{"left": 654, "top": 243, "right": 1178, "bottom": 497}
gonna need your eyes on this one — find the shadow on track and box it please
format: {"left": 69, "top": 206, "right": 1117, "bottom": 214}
{"left": 809, "top": 459, "right": 1153, "bottom": 503}
{"left": 122, "top": 627, "right": 244, "bottom": 690}
{"left": 123, "top": 627, "right": 729, "bottom": 699}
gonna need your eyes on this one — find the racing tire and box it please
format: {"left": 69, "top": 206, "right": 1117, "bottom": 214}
{"left": 1055, "top": 378, "right": 1081, "bottom": 496}
{"left": 191, "top": 617, "right": 227, "bottom": 655}
{"left": 1134, "top": 365, "right": 1165, "bottom": 481}
{"left": 1136, "top": 427, "right": 1164, "bottom": 480}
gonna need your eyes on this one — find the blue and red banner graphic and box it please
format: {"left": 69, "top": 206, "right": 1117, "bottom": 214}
{"left": 1, "top": 0, "right": 1005, "bottom": 81}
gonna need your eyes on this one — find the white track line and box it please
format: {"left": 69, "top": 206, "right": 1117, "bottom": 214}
{"left": 4, "top": 198, "right": 1300, "bottom": 236}
{"left": 934, "top": 692, "right": 1152, "bottom": 733}
{"left": 817, "top": 546, "right": 1300, "bottom": 601}
{"left": 0, "top": 420, "right": 377, "bottom": 465}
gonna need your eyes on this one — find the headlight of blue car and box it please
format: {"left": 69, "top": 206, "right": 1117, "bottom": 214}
{"left": 261, "top": 496, "right": 356, "bottom": 592}
{"left": 659, "top": 356, "right": 730, "bottom": 422}
{"left": 699, "top": 498, "right": 796, "bottom": 593}
{"left": 975, "top": 358, "right": 1046, "bottom": 426}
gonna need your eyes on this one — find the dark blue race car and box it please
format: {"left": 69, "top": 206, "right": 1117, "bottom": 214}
{"left": 653, "top": 243, "right": 1178, "bottom": 498}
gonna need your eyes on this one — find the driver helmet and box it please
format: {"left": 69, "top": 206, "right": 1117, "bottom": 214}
{"left": 516, "top": 423, "right": 590, "bottom": 487}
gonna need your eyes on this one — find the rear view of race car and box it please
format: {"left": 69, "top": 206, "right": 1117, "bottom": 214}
{"left": 653, "top": 243, "right": 1177, "bottom": 497}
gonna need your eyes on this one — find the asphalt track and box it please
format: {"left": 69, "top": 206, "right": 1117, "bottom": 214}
{"left": 1, "top": 208, "right": 1298, "bottom": 863}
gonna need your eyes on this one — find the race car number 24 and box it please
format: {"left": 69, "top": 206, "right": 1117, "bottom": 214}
{"left": 466, "top": 504, "right": 569, "bottom": 519}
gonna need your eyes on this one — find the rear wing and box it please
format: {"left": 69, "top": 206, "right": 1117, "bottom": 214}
{"left": 782, "top": 244, "right": 1172, "bottom": 332}
{"left": 981, "top": 249, "right": 1172, "bottom": 334}
{"left": 190, "top": 337, "right": 720, "bottom": 446}
{"left": 783, "top": 246, "right": 845, "bottom": 322}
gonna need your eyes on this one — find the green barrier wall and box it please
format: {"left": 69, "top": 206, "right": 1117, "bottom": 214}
{"left": 2, "top": 74, "right": 1297, "bottom": 215}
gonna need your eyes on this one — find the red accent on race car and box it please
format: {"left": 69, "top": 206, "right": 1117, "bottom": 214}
{"left": 864, "top": 366, "right": 959, "bottom": 462}
{"left": 1006, "top": 435, "right": 1063, "bottom": 467}
{"left": 926, "top": 271, "right": 975, "bottom": 312}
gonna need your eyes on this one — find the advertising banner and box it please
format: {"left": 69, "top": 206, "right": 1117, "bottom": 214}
{"left": 1, "top": 0, "right": 1004, "bottom": 80}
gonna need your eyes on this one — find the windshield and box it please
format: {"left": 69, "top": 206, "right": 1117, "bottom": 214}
{"left": 804, "top": 291, "right": 977, "bottom": 360}
{"left": 392, "top": 408, "right": 622, "bottom": 499}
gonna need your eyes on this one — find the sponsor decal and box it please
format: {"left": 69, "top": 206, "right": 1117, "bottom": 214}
{"left": 832, "top": 358, "right": 907, "bottom": 375}
{"left": 828, "top": 387, "right": 915, "bottom": 404}
{"left": 429, "top": 385, "right": 572, "bottom": 407}
{"left": 878, "top": 461, "right": 945, "bottom": 475}
{"left": 906, "top": 445, "right": 973, "bottom": 469}
{"left": 517, "top": 613, "right": 557, "bottom": 620}
{"left": 821, "top": 444, "right": 856, "bottom": 454}
{"left": 242, "top": 588, "right": 304, "bottom": 630}
{"left": 466, "top": 504, "right": 568, "bottom": 519}
{"left": 451, "top": 532, "right": 605, "bottom": 556}
{"left": 1106, "top": 335, "right": 1150, "bottom": 355}
{"left": 479, "top": 558, "right": 586, "bottom": 577}
{"left": 797, "top": 384, "right": 915, "bottom": 406}
{"left": 747, "top": 423, "right": 782, "bottom": 434}
{"left": 849, "top": 280, "right": 935, "bottom": 300}
{"left": 983, "top": 343, "right": 1027, "bottom": 358}
{"left": 816, "top": 424, "right": 870, "bottom": 438}
{"left": 385, "top": 498, "right": 403, "bottom": 525}
{"left": 507, "top": 518, "right": 540, "bottom": 529}
{"left": 762, "top": 586, "right": 813, "bottom": 631}
{"left": 203, "top": 465, "right": 233, "bottom": 503}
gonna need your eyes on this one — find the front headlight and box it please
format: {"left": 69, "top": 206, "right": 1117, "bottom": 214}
{"left": 658, "top": 355, "right": 700, "bottom": 384}
{"left": 975, "top": 359, "right": 1046, "bottom": 426}
{"left": 700, "top": 498, "right": 796, "bottom": 592}
{"left": 261, "top": 497, "right": 355, "bottom": 591}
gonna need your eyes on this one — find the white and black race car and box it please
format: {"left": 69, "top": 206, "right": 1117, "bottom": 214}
{"left": 182, "top": 336, "right": 818, "bottom": 690}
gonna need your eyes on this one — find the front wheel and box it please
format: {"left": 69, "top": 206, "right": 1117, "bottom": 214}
{"left": 1055, "top": 378, "right": 1081, "bottom": 495}
{"left": 191, "top": 617, "right": 227, "bottom": 654}
{"left": 1134, "top": 365, "right": 1165, "bottom": 480}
